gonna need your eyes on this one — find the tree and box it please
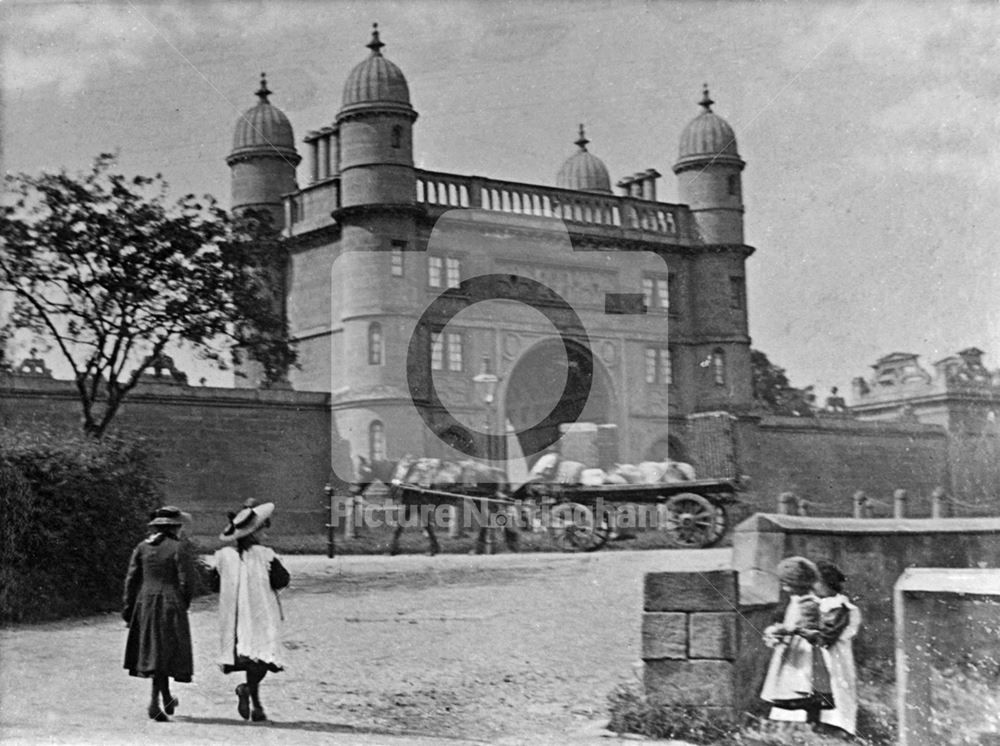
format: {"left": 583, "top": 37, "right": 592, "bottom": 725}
{"left": 0, "top": 154, "right": 295, "bottom": 437}
{"left": 750, "top": 349, "right": 816, "bottom": 416}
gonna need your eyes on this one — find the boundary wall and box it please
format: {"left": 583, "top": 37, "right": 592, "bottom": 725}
{"left": 0, "top": 375, "right": 331, "bottom": 539}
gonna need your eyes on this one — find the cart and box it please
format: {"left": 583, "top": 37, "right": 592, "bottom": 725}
{"left": 381, "top": 476, "right": 741, "bottom": 553}
{"left": 520, "top": 478, "right": 742, "bottom": 552}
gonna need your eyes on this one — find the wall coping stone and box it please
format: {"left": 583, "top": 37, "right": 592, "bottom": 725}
{"left": 736, "top": 512, "right": 1000, "bottom": 535}
{"left": 896, "top": 567, "right": 1000, "bottom": 596}
{"left": 758, "top": 414, "right": 945, "bottom": 437}
{"left": 0, "top": 376, "right": 330, "bottom": 409}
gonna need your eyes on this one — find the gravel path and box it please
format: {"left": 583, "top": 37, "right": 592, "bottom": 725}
{"left": 0, "top": 548, "right": 730, "bottom": 745}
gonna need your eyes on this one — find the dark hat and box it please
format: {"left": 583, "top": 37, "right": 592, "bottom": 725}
{"left": 776, "top": 556, "right": 818, "bottom": 591}
{"left": 148, "top": 506, "right": 191, "bottom": 528}
{"left": 219, "top": 502, "right": 275, "bottom": 542}
{"left": 816, "top": 560, "right": 846, "bottom": 592}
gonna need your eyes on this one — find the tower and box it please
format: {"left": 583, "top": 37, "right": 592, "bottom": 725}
{"left": 328, "top": 24, "right": 424, "bottom": 462}
{"left": 673, "top": 87, "right": 753, "bottom": 410}
{"left": 227, "top": 75, "right": 300, "bottom": 387}
{"left": 227, "top": 73, "right": 300, "bottom": 228}
{"left": 673, "top": 86, "right": 744, "bottom": 245}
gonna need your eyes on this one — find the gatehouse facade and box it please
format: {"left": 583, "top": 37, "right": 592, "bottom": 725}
{"left": 228, "top": 25, "right": 754, "bottom": 476}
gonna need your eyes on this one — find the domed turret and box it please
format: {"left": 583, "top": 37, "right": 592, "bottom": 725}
{"left": 675, "top": 88, "right": 741, "bottom": 170}
{"left": 336, "top": 24, "right": 418, "bottom": 210}
{"left": 341, "top": 23, "right": 411, "bottom": 110}
{"left": 556, "top": 125, "right": 612, "bottom": 194}
{"left": 227, "top": 73, "right": 300, "bottom": 222}
{"left": 230, "top": 74, "right": 298, "bottom": 161}
{"left": 672, "top": 86, "right": 745, "bottom": 245}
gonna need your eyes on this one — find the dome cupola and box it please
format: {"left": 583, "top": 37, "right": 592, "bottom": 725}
{"left": 556, "top": 125, "right": 612, "bottom": 194}
{"left": 229, "top": 73, "right": 299, "bottom": 163}
{"left": 341, "top": 24, "right": 411, "bottom": 110}
{"left": 674, "top": 86, "right": 742, "bottom": 173}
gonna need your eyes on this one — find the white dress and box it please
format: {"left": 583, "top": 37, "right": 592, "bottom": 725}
{"left": 214, "top": 545, "right": 284, "bottom": 670}
{"left": 760, "top": 593, "right": 820, "bottom": 705}
{"left": 769, "top": 594, "right": 861, "bottom": 735}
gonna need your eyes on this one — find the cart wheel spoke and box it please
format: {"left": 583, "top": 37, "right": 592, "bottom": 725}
{"left": 547, "top": 503, "right": 607, "bottom": 552}
{"left": 664, "top": 493, "right": 724, "bottom": 548}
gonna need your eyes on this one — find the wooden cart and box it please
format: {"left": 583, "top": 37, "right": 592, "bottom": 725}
{"left": 519, "top": 478, "right": 742, "bottom": 552}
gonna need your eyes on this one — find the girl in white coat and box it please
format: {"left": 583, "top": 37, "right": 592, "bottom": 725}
{"left": 212, "top": 501, "right": 290, "bottom": 722}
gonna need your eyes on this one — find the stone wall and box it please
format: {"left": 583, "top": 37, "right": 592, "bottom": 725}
{"left": 0, "top": 375, "right": 332, "bottom": 539}
{"left": 733, "top": 513, "right": 1000, "bottom": 664}
{"left": 641, "top": 570, "right": 741, "bottom": 721}
{"left": 733, "top": 415, "right": 951, "bottom": 515}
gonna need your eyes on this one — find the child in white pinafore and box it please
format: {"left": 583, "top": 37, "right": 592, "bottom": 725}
{"left": 768, "top": 559, "right": 861, "bottom": 738}
{"left": 760, "top": 556, "right": 830, "bottom": 727}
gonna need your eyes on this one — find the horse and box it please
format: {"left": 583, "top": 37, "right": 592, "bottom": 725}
{"left": 354, "top": 455, "right": 518, "bottom": 556}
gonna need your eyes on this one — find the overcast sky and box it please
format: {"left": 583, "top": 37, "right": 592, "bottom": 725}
{"left": 3, "top": 0, "right": 998, "bottom": 397}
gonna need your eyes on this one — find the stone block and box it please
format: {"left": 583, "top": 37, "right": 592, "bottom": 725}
{"left": 644, "top": 571, "right": 737, "bottom": 612}
{"left": 643, "top": 659, "right": 734, "bottom": 707}
{"left": 641, "top": 612, "right": 687, "bottom": 660}
{"left": 688, "top": 612, "right": 737, "bottom": 660}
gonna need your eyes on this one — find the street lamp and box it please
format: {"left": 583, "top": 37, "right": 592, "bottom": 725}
{"left": 472, "top": 354, "right": 500, "bottom": 461}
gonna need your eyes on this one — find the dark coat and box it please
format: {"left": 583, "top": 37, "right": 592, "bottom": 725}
{"left": 122, "top": 534, "right": 195, "bottom": 681}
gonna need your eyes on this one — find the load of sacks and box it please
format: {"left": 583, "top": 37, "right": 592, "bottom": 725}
{"left": 527, "top": 453, "right": 697, "bottom": 487}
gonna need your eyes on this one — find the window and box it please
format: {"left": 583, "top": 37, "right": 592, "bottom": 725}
{"left": 390, "top": 240, "right": 406, "bottom": 277}
{"left": 729, "top": 276, "right": 745, "bottom": 310}
{"left": 445, "top": 257, "right": 461, "bottom": 289}
{"left": 430, "top": 331, "right": 444, "bottom": 370}
{"left": 428, "top": 256, "right": 443, "bottom": 287}
{"left": 645, "top": 346, "right": 672, "bottom": 385}
{"left": 728, "top": 174, "right": 740, "bottom": 197}
{"left": 642, "top": 275, "right": 669, "bottom": 313}
{"left": 368, "top": 323, "right": 383, "bottom": 365}
{"left": 712, "top": 348, "right": 726, "bottom": 386}
{"left": 447, "top": 332, "right": 463, "bottom": 371}
{"left": 430, "top": 330, "right": 463, "bottom": 372}
{"left": 391, "top": 125, "right": 402, "bottom": 149}
{"left": 369, "top": 420, "right": 387, "bottom": 461}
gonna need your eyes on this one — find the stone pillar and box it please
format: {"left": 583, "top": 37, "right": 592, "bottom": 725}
{"left": 642, "top": 571, "right": 739, "bottom": 723}
{"left": 318, "top": 136, "right": 330, "bottom": 180}
{"left": 853, "top": 490, "right": 871, "bottom": 519}
{"left": 931, "top": 487, "right": 952, "bottom": 519}
{"left": 778, "top": 492, "right": 797, "bottom": 515}
{"left": 894, "top": 489, "right": 908, "bottom": 519}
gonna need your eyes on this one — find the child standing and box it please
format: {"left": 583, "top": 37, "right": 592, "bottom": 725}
{"left": 760, "top": 556, "right": 831, "bottom": 727}
{"left": 811, "top": 560, "right": 861, "bottom": 737}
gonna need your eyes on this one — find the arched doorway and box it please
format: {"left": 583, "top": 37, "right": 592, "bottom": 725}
{"left": 503, "top": 339, "right": 613, "bottom": 461}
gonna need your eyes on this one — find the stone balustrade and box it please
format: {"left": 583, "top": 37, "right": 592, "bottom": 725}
{"left": 415, "top": 169, "right": 682, "bottom": 237}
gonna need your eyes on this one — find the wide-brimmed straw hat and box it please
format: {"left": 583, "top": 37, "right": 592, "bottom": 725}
{"left": 148, "top": 506, "right": 192, "bottom": 528}
{"left": 219, "top": 502, "right": 275, "bottom": 542}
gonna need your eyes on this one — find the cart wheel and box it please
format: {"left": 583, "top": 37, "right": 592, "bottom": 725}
{"left": 663, "top": 493, "right": 726, "bottom": 548}
{"left": 548, "top": 502, "right": 608, "bottom": 552}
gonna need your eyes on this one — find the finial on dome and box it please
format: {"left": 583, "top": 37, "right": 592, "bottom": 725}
{"left": 256, "top": 73, "right": 272, "bottom": 103}
{"left": 575, "top": 123, "right": 589, "bottom": 151}
{"left": 699, "top": 84, "right": 714, "bottom": 112}
{"left": 367, "top": 22, "right": 385, "bottom": 55}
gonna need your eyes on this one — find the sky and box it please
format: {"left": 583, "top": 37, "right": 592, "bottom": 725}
{"left": 3, "top": 0, "right": 999, "bottom": 398}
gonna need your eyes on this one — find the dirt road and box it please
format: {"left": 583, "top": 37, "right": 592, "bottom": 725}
{"left": 0, "top": 548, "right": 729, "bottom": 745}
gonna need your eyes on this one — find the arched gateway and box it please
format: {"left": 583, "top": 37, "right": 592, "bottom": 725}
{"left": 503, "top": 339, "right": 614, "bottom": 462}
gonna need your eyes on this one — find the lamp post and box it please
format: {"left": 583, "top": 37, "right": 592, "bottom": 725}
{"left": 472, "top": 354, "right": 500, "bottom": 461}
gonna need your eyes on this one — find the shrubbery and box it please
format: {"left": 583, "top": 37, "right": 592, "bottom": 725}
{"left": 0, "top": 428, "right": 163, "bottom": 622}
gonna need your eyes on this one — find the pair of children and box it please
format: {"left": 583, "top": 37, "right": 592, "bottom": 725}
{"left": 760, "top": 556, "right": 861, "bottom": 738}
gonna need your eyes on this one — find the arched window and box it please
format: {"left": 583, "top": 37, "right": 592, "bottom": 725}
{"left": 369, "top": 420, "right": 387, "bottom": 461}
{"left": 727, "top": 174, "right": 739, "bottom": 196}
{"left": 391, "top": 125, "right": 402, "bottom": 149}
{"left": 712, "top": 348, "right": 726, "bottom": 386}
{"left": 368, "top": 323, "right": 383, "bottom": 365}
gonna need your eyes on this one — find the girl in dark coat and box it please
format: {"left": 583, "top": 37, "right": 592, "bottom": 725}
{"left": 122, "top": 506, "right": 196, "bottom": 722}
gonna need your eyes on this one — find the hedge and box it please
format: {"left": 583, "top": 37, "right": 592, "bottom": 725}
{"left": 0, "top": 429, "right": 163, "bottom": 622}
